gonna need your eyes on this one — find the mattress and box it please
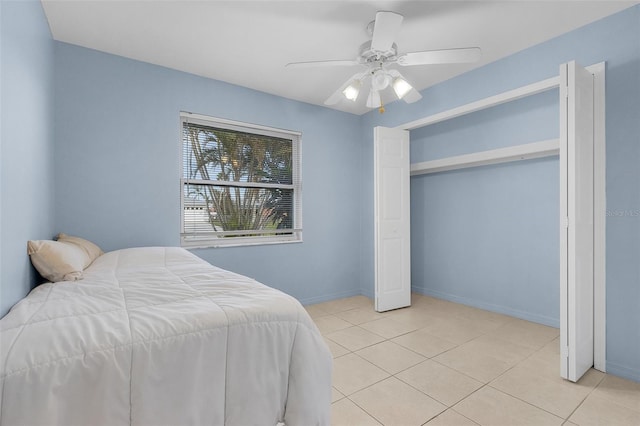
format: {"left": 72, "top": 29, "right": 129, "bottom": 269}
{"left": 0, "top": 247, "right": 331, "bottom": 425}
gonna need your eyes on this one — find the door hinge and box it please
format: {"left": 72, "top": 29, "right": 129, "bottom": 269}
{"left": 560, "top": 84, "right": 569, "bottom": 99}
{"left": 562, "top": 345, "right": 570, "bottom": 359}
{"left": 563, "top": 216, "right": 569, "bottom": 229}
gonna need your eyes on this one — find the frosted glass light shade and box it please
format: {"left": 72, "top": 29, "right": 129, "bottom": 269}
{"left": 393, "top": 77, "right": 412, "bottom": 99}
{"left": 371, "top": 69, "right": 391, "bottom": 91}
{"left": 366, "top": 89, "right": 381, "bottom": 108}
{"left": 342, "top": 81, "right": 361, "bottom": 101}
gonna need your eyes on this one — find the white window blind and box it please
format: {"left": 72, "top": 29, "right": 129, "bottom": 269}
{"left": 180, "top": 112, "right": 302, "bottom": 247}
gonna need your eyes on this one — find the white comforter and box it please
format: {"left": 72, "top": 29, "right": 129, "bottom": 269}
{"left": 0, "top": 247, "right": 331, "bottom": 425}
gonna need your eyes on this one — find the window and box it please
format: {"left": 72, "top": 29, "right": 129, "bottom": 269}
{"left": 180, "top": 112, "right": 302, "bottom": 248}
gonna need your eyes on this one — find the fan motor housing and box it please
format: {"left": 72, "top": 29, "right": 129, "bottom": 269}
{"left": 358, "top": 41, "right": 398, "bottom": 64}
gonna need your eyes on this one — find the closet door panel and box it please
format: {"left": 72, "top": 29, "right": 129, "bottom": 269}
{"left": 560, "top": 61, "right": 594, "bottom": 382}
{"left": 374, "top": 127, "right": 411, "bottom": 312}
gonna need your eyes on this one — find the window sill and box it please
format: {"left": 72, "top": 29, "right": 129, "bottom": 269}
{"left": 181, "top": 236, "right": 303, "bottom": 249}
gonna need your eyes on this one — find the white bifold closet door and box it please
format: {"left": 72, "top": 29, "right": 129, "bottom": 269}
{"left": 374, "top": 126, "right": 411, "bottom": 312}
{"left": 560, "top": 61, "right": 595, "bottom": 382}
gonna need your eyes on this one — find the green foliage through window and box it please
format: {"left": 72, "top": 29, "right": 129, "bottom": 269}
{"left": 181, "top": 115, "right": 301, "bottom": 246}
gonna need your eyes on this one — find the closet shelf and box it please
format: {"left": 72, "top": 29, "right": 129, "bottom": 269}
{"left": 410, "top": 138, "right": 559, "bottom": 176}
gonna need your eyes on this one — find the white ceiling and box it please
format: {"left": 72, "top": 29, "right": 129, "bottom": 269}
{"left": 42, "top": 1, "right": 637, "bottom": 115}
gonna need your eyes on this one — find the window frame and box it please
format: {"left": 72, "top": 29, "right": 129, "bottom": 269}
{"left": 179, "top": 112, "right": 302, "bottom": 248}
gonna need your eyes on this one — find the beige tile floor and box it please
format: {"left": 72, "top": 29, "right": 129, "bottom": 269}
{"left": 306, "top": 294, "right": 640, "bottom": 426}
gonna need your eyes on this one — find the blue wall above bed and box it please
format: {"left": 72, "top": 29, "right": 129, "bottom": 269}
{"left": 53, "top": 43, "right": 364, "bottom": 305}
{"left": 0, "top": 0, "right": 56, "bottom": 316}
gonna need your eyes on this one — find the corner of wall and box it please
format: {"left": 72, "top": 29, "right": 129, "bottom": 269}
{"left": 0, "top": 0, "right": 56, "bottom": 317}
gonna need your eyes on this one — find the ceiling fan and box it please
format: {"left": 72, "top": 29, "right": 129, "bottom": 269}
{"left": 286, "top": 11, "right": 481, "bottom": 113}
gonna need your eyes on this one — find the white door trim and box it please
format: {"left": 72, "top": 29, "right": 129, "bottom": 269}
{"left": 592, "top": 63, "right": 606, "bottom": 372}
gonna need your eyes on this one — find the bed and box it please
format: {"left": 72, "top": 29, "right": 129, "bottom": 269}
{"left": 0, "top": 246, "right": 332, "bottom": 425}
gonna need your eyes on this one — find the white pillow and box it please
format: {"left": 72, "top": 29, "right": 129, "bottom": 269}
{"left": 56, "top": 233, "right": 103, "bottom": 262}
{"left": 27, "top": 240, "right": 91, "bottom": 282}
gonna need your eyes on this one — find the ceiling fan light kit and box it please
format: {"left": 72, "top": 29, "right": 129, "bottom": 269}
{"left": 371, "top": 68, "right": 392, "bottom": 91}
{"left": 286, "top": 10, "right": 482, "bottom": 113}
{"left": 342, "top": 80, "right": 361, "bottom": 101}
{"left": 366, "top": 89, "right": 381, "bottom": 108}
{"left": 392, "top": 77, "right": 412, "bottom": 99}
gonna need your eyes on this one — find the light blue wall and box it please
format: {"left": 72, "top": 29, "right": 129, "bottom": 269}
{"left": 360, "top": 5, "right": 640, "bottom": 381}
{"left": 409, "top": 91, "right": 560, "bottom": 326}
{"left": 53, "top": 43, "right": 363, "bottom": 305}
{"left": 0, "top": 0, "right": 55, "bottom": 316}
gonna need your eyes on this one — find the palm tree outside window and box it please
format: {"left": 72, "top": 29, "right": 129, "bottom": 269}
{"left": 180, "top": 113, "right": 302, "bottom": 248}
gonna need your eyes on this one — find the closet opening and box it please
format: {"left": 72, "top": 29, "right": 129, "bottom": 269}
{"left": 374, "top": 61, "right": 605, "bottom": 382}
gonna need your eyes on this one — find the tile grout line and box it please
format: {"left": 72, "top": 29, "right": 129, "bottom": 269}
{"left": 481, "top": 343, "right": 605, "bottom": 421}
{"left": 562, "top": 372, "right": 607, "bottom": 422}
{"left": 344, "top": 394, "right": 385, "bottom": 425}
{"left": 483, "top": 383, "right": 566, "bottom": 422}
{"left": 346, "top": 379, "right": 448, "bottom": 426}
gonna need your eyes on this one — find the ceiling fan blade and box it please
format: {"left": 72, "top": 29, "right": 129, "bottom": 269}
{"left": 324, "top": 71, "right": 368, "bottom": 105}
{"left": 387, "top": 69, "right": 422, "bottom": 103}
{"left": 397, "top": 47, "right": 481, "bottom": 66}
{"left": 402, "top": 88, "right": 422, "bottom": 104}
{"left": 371, "top": 11, "right": 403, "bottom": 52}
{"left": 286, "top": 59, "right": 360, "bottom": 68}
